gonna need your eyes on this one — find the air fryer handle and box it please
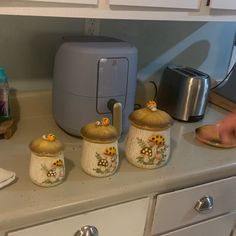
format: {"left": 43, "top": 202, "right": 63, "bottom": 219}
{"left": 107, "top": 99, "right": 122, "bottom": 137}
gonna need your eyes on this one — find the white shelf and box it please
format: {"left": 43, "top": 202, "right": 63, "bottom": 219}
{"left": 0, "top": 0, "right": 235, "bottom": 21}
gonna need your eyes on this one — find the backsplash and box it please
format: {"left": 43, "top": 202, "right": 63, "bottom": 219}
{"left": 100, "top": 20, "right": 236, "bottom": 82}
{"left": 0, "top": 15, "right": 85, "bottom": 90}
{"left": 0, "top": 15, "right": 235, "bottom": 91}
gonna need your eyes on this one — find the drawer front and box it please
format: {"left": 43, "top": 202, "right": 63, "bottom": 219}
{"left": 161, "top": 211, "right": 236, "bottom": 236}
{"left": 24, "top": 0, "right": 98, "bottom": 4}
{"left": 152, "top": 176, "right": 236, "bottom": 235}
{"left": 210, "top": 0, "right": 236, "bottom": 10}
{"left": 109, "top": 0, "right": 201, "bottom": 9}
{"left": 8, "top": 198, "right": 149, "bottom": 236}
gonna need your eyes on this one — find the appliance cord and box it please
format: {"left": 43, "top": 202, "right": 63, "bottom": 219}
{"left": 210, "top": 62, "right": 236, "bottom": 90}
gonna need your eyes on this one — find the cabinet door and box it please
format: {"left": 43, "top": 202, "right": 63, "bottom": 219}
{"left": 24, "top": 0, "right": 98, "bottom": 4}
{"left": 7, "top": 198, "right": 149, "bottom": 236}
{"left": 151, "top": 177, "right": 236, "bottom": 235}
{"left": 109, "top": 0, "right": 202, "bottom": 10}
{"left": 210, "top": 0, "right": 236, "bottom": 10}
{"left": 160, "top": 211, "right": 236, "bottom": 236}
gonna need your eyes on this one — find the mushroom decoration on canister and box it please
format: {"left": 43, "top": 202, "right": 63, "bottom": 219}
{"left": 80, "top": 117, "right": 119, "bottom": 177}
{"left": 125, "top": 101, "right": 173, "bottom": 169}
{"left": 29, "top": 133, "right": 65, "bottom": 187}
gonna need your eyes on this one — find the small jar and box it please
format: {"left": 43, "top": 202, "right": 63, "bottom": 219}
{"left": 29, "top": 133, "right": 65, "bottom": 187}
{"left": 125, "top": 101, "right": 173, "bottom": 169}
{"left": 80, "top": 118, "right": 119, "bottom": 177}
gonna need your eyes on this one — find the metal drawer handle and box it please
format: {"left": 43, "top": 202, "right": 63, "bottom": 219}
{"left": 74, "top": 225, "right": 98, "bottom": 236}
{"left": 194, "top": 195, "right": 213, "bottom": 213}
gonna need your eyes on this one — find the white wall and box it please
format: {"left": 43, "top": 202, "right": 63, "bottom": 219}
{"left": 0, "top": 15, "right": 85, "bottom": 90}
{"left": 100, "top": 20, "right": 236, "bottom": 82}
{"left": 0, "top": 16, "right": 235, "bottom": 90}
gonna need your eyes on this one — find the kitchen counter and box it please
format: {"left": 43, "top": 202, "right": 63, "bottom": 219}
{"left": 0, "top": 90, "right": 235, "bottom": 234}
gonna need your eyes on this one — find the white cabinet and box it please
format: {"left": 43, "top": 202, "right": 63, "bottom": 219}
{"left": 210, "top": 0, "right": 236, "bottom": 10}
{"left": 109, "top": 0, "right": 201, "bottom": 10}
{"left": 161, "top": 212, "right": 236, "bottom": 236}
{"left": 0, "top": 0, "right": 235, "bottom": 21}
{"left": 7, "top": 198, "right": 150, "bottom": 236}
{"left": 151, "top": 177, "right": 236, "bottom": 236}
{"left": 24, "top": 0, "right": 97, "bottom": 4}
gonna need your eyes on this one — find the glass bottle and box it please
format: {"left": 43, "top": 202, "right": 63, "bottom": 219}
{"left": 0, "top": 67, "right": 9, "bottom": 121}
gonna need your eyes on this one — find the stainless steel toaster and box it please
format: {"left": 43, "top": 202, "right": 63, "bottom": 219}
{"left": 157, "top": 65, "right": 210, "bottom": 122}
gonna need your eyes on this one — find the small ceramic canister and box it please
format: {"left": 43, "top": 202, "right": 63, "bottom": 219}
{"left": 125, "top": 101, "right": 173, "bottom": 169}
{"left": 29, "top": 133, "right": 65, "bottom": 187}
{"left": 80, "top": 117, "right": 119, "bottom": 177}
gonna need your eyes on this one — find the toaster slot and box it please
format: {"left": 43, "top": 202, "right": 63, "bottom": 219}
{"left": 185, "top": 67, "right": 209, "bottom": 78}
{"left": 174, "top": 67, "right": 209, "bottom": 79}
{"left": 174, "top": 68, "right": 197, "bottom": 78}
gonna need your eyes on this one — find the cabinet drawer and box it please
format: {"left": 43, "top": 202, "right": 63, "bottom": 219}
{"left": 210, "top": 0, "right": 236, "bottom": 10}
{"left": 24, "top": 0, "right": 98, "bottom": 4}
{"left": 8, "top": 198, "right": 149, "bottom": 236}
{"left": 161, "top": 211, "right": 236, "bottom": 236}
{"left": 152, "top": 177, "right": 236, "bottom": 235}
{"left": 109, "top": 0, "right": 201, "bottom": 10}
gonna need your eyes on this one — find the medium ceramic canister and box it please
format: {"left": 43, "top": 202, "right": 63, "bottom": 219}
{"left": 80, "top": 117, "right": 119, "bottom": 177}
{"left": 125, "top": 101, "right": 173, "bottom": 169}
{"left": 29, "top": 133, "right": 65, "bottom": 187}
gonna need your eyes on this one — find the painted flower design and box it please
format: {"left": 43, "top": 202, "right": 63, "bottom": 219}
{"left": 41, "top": 159, "right": 65, "bottom": 185}
{"left": 93, "top": 146, "right": 118, "bottom": 175}
{"left": 52, "top": 159, "right": 63, "bottom": 167}
{"left": 148, "top": 135, "right": 165, "bottom": 146}
{"left": 136, "top": 135, "right": 168, "bottom": 166}
{"left": 140, "top": 147, "right": 152, "bottom": 157}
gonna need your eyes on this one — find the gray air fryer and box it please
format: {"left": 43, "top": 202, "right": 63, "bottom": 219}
{"left": 52, "top": 36, "right": 137, "bottom": 136}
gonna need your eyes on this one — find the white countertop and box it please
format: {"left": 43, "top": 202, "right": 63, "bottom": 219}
{"left": 0, "top": 90, "right": 235, "bottom": 234}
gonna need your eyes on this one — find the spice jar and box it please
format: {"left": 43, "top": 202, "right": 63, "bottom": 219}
{"left": 29, "top": 133, "right": 65, "bottom": 187}
{"left": 80, "top": 117, "right": 119, "bottom": 177}
{"left": 125, "top": 101, "right": 173, "bottom": 169}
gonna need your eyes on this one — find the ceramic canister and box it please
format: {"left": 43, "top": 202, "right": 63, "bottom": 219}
{"left": 125, "top": 101, "right": 173, "bottom": 169}
{"left": 80, "top": 118, "right": 119, "bottom": 177}
{"left": 29, "top": 133, "right": 65, "bottom": 187}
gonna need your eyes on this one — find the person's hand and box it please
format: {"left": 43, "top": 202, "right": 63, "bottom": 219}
{"left": 217, "top": 112, "right": 236, "bottom": 145}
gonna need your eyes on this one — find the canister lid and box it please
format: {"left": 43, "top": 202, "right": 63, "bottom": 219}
{"left": 80, "top": 118, "right": 118, "bottom": 143}
{"left": 129, "top": 101, "right": 173, "bottom": 131}
{"left": 29, "top": 133, "right": 65, "bottom": 157}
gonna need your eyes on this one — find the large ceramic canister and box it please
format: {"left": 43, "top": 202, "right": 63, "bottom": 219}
{"left": 29, "top": 133, "right": 65, "bottom": 187}
{"left": 80, "top": 118, "right": 119, "bottom": 177}
{"left": 125, "top": 101, "right": 173, "bottom": 169}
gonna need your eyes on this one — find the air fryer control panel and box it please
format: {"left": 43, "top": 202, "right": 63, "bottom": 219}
{"left": 97, "top": 57, "right": 128, "bottom": 114}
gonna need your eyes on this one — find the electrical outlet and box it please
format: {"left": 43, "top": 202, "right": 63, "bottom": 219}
{"left": 84, "top": 19, "right": 100, "bottom": 36}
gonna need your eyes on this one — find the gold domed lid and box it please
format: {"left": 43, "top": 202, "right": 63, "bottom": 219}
{"left": 29, "top": 133, "right": 65, "bottom": 157}
{"left": 129, "top": 101, "right": 173, "bottom": 131}
{"left": 80, "top": 117, "right": 118, "bottom": 144}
